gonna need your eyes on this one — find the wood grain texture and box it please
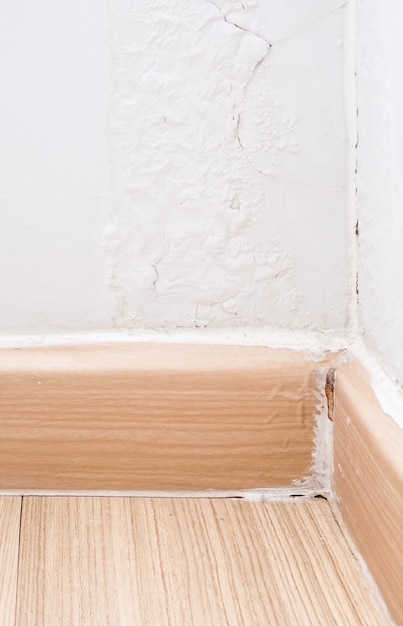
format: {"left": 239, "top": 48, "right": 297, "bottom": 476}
{"left": 334, "top": 360, "right": 403, "bottom": 625}
{"left": 0, "top": 344, "right": 329, "bottom": 490}
{"left": 0, "top": 497, "right": 21, "bottom": 626}
{"left": 16, "top": 497, "right": 388, "bottom": 626}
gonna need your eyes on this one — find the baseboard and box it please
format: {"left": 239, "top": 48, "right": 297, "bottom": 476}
{"left": 0, "top": 343, "right": 333, "bottom": 492}
{"left": 333, "top": 359, "right": 403, "bottom": 625}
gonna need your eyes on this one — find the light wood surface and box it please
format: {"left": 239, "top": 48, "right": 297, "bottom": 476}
{"left": 334, "top": 360, "right": 403, "bottom": 625}
{"left": 0, "top": 344, "right": 331, "bottom": 490}
{"left": 0, "top": 497, "right": 21, "bottom": 626}
{"left": 16, "top": 497, "right": 388, "bottom": 626}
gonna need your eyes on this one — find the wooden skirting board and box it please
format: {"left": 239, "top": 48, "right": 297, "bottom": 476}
{"left": 333, "top": 360, "right": 403, "bottom": 625}
{"left": 0, "top": 343, "right": 332, "bottom": 492}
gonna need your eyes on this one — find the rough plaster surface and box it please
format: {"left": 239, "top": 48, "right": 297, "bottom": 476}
{"left": 0, "top": 0, "right": 349, "bottom": 332}
{"left": 356, "top": 0, "right": 403, "bottom": 389}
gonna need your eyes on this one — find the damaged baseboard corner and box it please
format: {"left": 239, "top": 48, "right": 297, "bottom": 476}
{"left": 291, "top": 365, "right": 336, "bottom": 498}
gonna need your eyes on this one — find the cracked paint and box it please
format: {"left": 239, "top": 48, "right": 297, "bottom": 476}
{"left": 105, "top": 0, "right": 349, "bottom": 330}
{"left": 0, "top": 0, "right": 351, "bottom": 334}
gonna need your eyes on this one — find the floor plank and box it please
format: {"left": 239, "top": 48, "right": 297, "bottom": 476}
{"left": 16, "top": 497, "right": 389, "bottom": 626}
{"left": 0, "top": 497, "right": 22, "bottom": 626}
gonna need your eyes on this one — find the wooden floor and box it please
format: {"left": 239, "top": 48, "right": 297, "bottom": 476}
{"left": 0, "top": 497, "right": 389, "bottom": 625}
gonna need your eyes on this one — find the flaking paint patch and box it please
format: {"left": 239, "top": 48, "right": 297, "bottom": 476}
{"left": 105, "top": 0, "right": 302, "bottom": 328}
{"left": 0, "top": 0, "right": 350, "bottom": 334}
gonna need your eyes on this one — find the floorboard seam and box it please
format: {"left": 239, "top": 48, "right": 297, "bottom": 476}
{"left": 13, "top": 497, "right": 24, "bottom": 626}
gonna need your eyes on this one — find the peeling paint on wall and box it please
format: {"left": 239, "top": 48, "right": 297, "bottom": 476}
{"left": 0, "top": 0, "right": 349, "bottom": 333}
{"left": 105, "top": 0, "right": 349, "bottom": 330}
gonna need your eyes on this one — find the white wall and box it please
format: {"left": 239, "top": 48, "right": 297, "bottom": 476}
{"left": 0, "top": 1, "right": 116, "bottom": 331}
{"left": 356, "top": 0, "right": 403, "bottom": 388}
{"left": 0, "top": 0, "right": 351, "bottom": 333}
